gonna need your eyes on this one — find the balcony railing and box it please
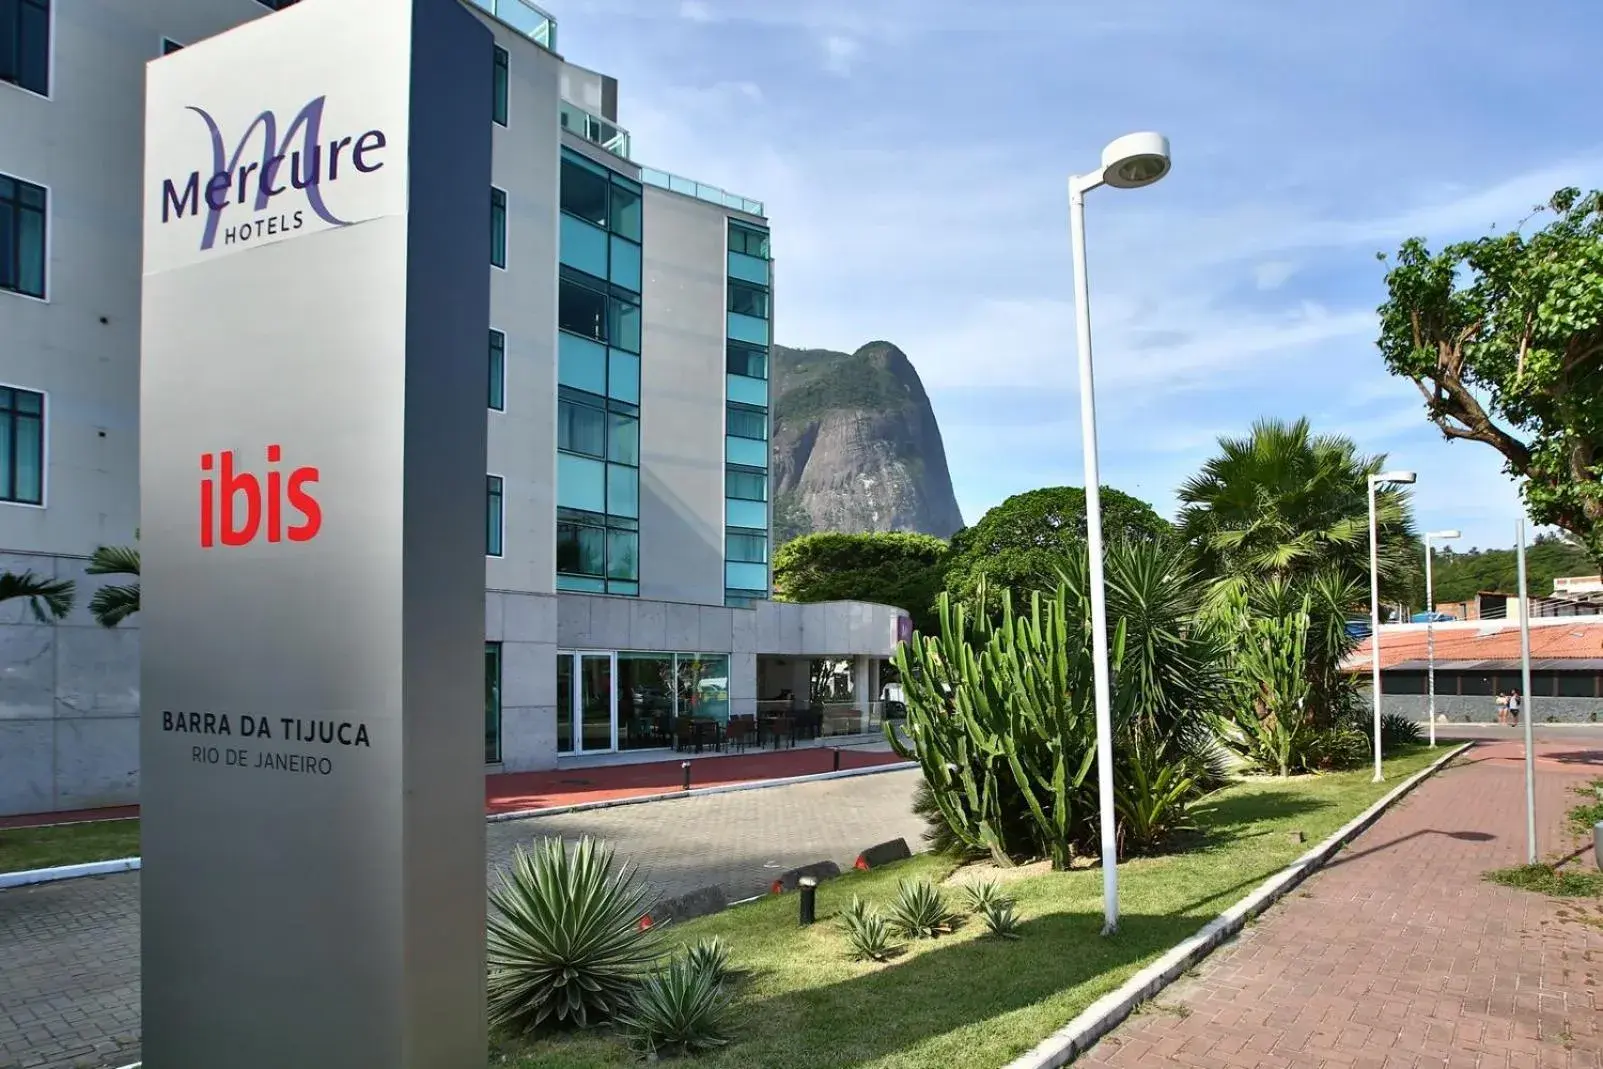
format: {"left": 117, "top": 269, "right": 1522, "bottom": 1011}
{"left": 466, "top": 0, "right": 557, "bottom": 51}
{"left": 640, "top": 167, "right": 764, "bottom": 217}
{"left": 559, "top": 100, "right": 631, "bottom": 159}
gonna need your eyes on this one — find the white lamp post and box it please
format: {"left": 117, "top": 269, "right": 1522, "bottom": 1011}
{"left": 1367, "top": 469, "right": 1416, "bottom": 782}
{"left": 1068, "top": 131, "right": 1171, "bottom": 937}
{"left": 1423, "top": 529, "right": 1460, "bottom": 748}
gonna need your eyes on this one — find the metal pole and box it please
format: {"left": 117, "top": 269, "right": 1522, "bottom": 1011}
{"left": 1516, "top": 520, "right": 1537, "bottom": 864}
{"left": 1425, "top": 537, "right": 1437, "bottom": 748}
{"left": 1368, "top": 477, "right": 1384, "bottom": 782}
{"left": 1070, "top": 175, "right": 1119, "bottom": 936}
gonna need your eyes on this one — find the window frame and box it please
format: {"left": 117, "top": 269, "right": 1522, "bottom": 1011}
{"left": 1, "top": 0, "right": 52, "bottom": 99}
{"left": 0, "top": 383, "right": 46, "bottom": 508}
{"left": 726, "top": 341, "right": 768, "bottom": 380}
{"left": 725, "top": 464, "right": 767, "bottom": 502}
{"left": 728, "top": 221, "right": 770, "bottom": 260}
{"left": 488, "top": 329, "right": 506, "bottom": 411}
{"left": 726, "top": 402, "right": 768, "bottom": 442}
{"left": 727, "top": 279, "right": 770, "bottom": 320}
{"left": 492, "top": 44, "right": 509, "bottom": 127}
{"left": 486, "top": 474, "right": 504, "bottom": 557}
{"left": 0, "top": 170, "right": 49, "bottom": 301}
{"left": 490, "top": 186, "right": 508, "bottom": 270}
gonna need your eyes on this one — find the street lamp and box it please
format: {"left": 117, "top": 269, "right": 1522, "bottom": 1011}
{"left": 1069, "top": 131, "right": 1171, "bottom": 937}
{"left": 1423, "top": 529, "right": 1460, "bottom": 748}
{"left": 1367, "top": 470, "right": 1416, "bottom": 782}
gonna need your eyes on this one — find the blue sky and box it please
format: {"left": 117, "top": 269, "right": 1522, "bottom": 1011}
{"left": 553, "top": 0, "right": 1603, "bottom": 552}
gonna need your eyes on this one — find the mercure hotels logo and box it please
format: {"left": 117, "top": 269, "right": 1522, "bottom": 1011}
{"left": 158, "top": 96, "right": 387, "bottom": 251}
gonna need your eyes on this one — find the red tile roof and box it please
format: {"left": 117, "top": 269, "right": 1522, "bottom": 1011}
{"left": 1345, "top": 620, "right": 1603, "bottom": 672}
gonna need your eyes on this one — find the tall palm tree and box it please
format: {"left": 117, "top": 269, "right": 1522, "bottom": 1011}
{"left": 1177, "top": 417, "right": 1420, "bottom": 605}
{"left": 86, "top": 540, "right": 140, "bottom": 628}
{"left": 0, "top": 570, "right": 75, "bottom": 623}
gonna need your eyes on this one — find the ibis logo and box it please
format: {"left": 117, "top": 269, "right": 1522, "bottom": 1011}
{"left": 157, "top": 96, "right": 387, "bottom": 251}
{"left": 199, "top": 446, "right": 322, "bottom": 548}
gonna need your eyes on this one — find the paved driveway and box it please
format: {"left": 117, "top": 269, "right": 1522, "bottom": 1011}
{"left": 0, "top": 768, "right": 923, "bottom": 1069}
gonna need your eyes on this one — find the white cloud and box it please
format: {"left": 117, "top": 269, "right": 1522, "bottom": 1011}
{"left": 1254, "top": 260, "right": 1297, "bottom": 290}
{"left": 821, "top": 35, "right": 861, "bottom": 75}
{"left": 677, "top": 0, "right": 715, "bottom": 21}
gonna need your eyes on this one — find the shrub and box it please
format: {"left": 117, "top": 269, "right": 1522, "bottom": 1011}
{"left": 958, "top": 879, "right": 1007, "bottom": 914}
{"left": 839, "top": 900, "right": 899, "bottom": 962}
{"left": 486, "top": 836, "right": 659, "bottom": 1034}
{"left": 1116, "top": 748, "right": 1202, "bottom": 853}
{"left": 1379, "top": 711, "right": 1422, "bottom": 747}
{"left": 1308, "top": 724, "right": 1369, "bottom": 770}
{"left": 683, "top": 936, "right": 732, "bottom": 985}
{"left": 885, "top": 879, "right": 960, "bottom": 940}
{"left": 980, "top": 898, "right": 1023, "bottom": 940}
{"left": 616, "top": 956, "right": 735, "bottom": 1059}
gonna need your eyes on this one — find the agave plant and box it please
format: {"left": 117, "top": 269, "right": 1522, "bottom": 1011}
{"left": 980, "top": 898, "right": 1022, "bottom": 940}
{"left": 839, "top": 905, "right": 899, "bottom": 962}
{"left": 885, "top": 879, "right": 959, "bottom": 940}
{"left": 958, "top": 879, "right": 1007, "bottom": 915}
{"left": 616, "top": 956, "right": 735, "bottom": 1059}
{"left": 682, "top": 936, "right": 732, "bottom": 985}
{"left": 486, "top": 836, "right": 660, "bottom": 1034}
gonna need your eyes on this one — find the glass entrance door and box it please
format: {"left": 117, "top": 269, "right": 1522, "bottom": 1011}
{"left": 578, "top": 652, "right": 616, "bottom": 753}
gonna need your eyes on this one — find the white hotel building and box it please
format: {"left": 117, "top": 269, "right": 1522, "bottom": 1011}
{"left": 0, "top": 0, "right": 906, "bottom": 815}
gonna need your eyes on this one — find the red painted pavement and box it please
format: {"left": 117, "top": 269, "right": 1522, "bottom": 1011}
{"left": 0, "top": 746, "right": 907, "bottom": 829}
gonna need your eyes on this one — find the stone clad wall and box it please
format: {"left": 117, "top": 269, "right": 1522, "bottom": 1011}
{"left": 1377, "top": 692, "right": 1603, "bottom": 724}
{"left": 0, "top": 552, "right": 140, "bottom": 815}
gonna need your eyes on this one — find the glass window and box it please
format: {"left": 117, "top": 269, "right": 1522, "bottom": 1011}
{"left": 557, "top": 454, "right": 606, "bottom": 513}
{"left": 727, "top": 404, "right": 767, "bottom": 440}
{"left": 725, "top": 561, "right": 769, "bottom": 593}
{"left": 608, "top": 412, "right": 639, "bottom": 466}
{"left": 726, "top": 373, "right": 767, "bottom": 407}
{"left": 729, "top": 222, "right": 769, "bottom": 259}
{"left": 607, "top": 529, "right": 638, "bottom": 581}
{"left": 492, "top": 45, "right": 508, "bottom": 126}
{"left": 727, "top": 342, "right": 767, "bottom": 379}
{"left": 557, "top": 521, "right": 605, "bottom": 576}
{"left": 558, "top": 276, "right": 607, "bottom": 341}
{"left": 728, "top": 280, "right": 769, "bottom": 319}
{"left": 727, "top": 530, "right": 767, "bottom": 563}
{"left": 725, "top": 497, "right": 768, "bottom": 529}
{"left": 617, "top": 652, "right": 674, "bottom": 751}
{"left": 488, "top": 330, "right": 505, "bottom": 411}
{"left": 0, "top": 174, "right": 47, "bottom": 299}
{"left": 1557, "top": 673, "right": 1596, "bottom": 698}
{"left": 0, "top": 386, "right": 43, "bottom": 505}
{"left": 726, "top": 467, "right": 766, "bottom": 502}
{"left": 1382, "top": 671, "right": 1425, "bottom": 695}
{"left": 556, "top": 653, "right": 574, "bottom": 753}
{"left": 678, "top": 655, "right": 730, "bottom": 724}
{"left": 608, "top": 293, "right": 640, "bottom": 353}
{"left": 490, "top": 187, "right": 507, "bottom": 268}
{"left": 607, "top": 463, "right": 638, "bottom": 518}
{"left": 609, "top": 234, "right": 642, "bottom": 292}
{"left": 558, "top": 331, "right": 607, "bottom": 394}
{"left": 1457, "top": 672, "right": 1494, "bottom": 697}
{"left": 559, "top": 214, "right": 609, "bottom": 278}
{"left": 485, "top": 475, "right": 503, "bottom": 556}
{"left": 727, "top": 311, "right": 769, "bottom": 347}
{"left": 560, "top": 157, "right": 608, "bottom": 226}
{"left": 484, "top": 643, "right": 502, "bottom": 763}
{"left": 558, "top": 398, "right": 606, "bottom": 458}
{"left": 607, "top": 349, "right": 640, "bottom": 404}
{"left": 609, "top": 182, "right": 642, "bottom": 242}
{"left": 1, "top": 0, "right": 49, "bottom": 96}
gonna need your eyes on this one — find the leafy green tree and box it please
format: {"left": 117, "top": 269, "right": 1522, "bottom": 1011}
{"left": 942, "top": 485, "right": 1171, "bottom": 608}
{"left": 86, "top": 541, "right": 140, "bottom": 627}
{"left": 1422, "top": 538, "right": 1595, "bottom": 606}
{"left": 0, "top": 571, "right": 74, "bottom": 623}
{"left": 1377, "top": 187, "right": 1603, "bottom": 560}
{"left": 772, "top": 531, "right": 949, "bottom": 635}
{"left": 1177, "top": 417, "right": 1419, "bottom": 605}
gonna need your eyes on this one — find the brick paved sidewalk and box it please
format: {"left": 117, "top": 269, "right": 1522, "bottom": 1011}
{"left": 1081, "top": 740, "right": 1603, "bottom": 1069}
{"left": 0, "top": 743, "right": 906, "bottom": 830}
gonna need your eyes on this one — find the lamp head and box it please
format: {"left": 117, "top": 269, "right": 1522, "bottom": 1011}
{"left": 1374, "top": 470, "right": 1417, "bottom": 485}
{"left": 1100, "top": 132, "right": 1171, "bottom": 189}
{"left": 1427, "top": 529, "right": 1461, "bottom": 540}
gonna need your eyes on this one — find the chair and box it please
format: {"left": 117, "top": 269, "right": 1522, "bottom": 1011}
{"left": 674, "top": 717, "right": 695, "bottom": 752}
{"left": 768, "top": 715, "right": 795, "bottom": 750}
{"left": 725, "top": 717, "right": 753, "bottom": 752}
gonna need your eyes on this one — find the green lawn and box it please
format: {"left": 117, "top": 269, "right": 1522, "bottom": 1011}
{"left": 493, "top": 745, "right": 1448, "bottom": 1069}
{"left": 0, "top": 818, "right": 141, "bottom": 874}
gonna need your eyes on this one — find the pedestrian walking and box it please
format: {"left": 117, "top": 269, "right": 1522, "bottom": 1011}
{"left": 1496, "top": 691, "right": 1510, "bottom": 726}
{"left": 1507, "top": 689, "right": 1521, "bottom": 726}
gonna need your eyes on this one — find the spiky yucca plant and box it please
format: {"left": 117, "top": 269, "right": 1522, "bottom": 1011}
{"left": 486, "top": 836, "right": 659, "bottom": 1034}
{"left": 959, "top": 879, "right": 1007, "bottom": 914}
{"left": 980, "top": 898, "right": 1022, "bottom": 940}
{"left": 616, "top": 956, "right": 735, "bottom": 1058}
{"left": 683, "top": 936, "right": 732, "bottom": 985}
{"left": 839, "top": 904, "right": 899, "bottom": 962}
{"left": 885, "top": 879, "right": 959, "bottom": 940}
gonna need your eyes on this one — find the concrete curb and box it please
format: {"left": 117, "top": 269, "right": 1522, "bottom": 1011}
{"left": 1, "top": 761, "right": 919, "bottom": 888}
{"left": 485, "top": 759, "right": 918, "bottom": 823}
{"left": 1004, "top": 742, "right": 1473, "bottom": 1069}
{"left": 0, "top": 856, "right": 142, "bottom": 890}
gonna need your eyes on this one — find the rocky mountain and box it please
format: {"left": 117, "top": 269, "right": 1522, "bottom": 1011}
{"left": 769, "top": 341, "right": 965, "bottom": 543}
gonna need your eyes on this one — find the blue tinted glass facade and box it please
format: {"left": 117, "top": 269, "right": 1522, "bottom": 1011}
{"left": 558, "top": 148, "right": 643, "bottom": 596}
{"left": 724, "top": 220, "right": 772, "bottom": 606}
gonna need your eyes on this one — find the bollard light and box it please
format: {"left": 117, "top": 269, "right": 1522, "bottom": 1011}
{"left": 681, "top": 761, "right": 691, "bottom": 792}
{"left": 798, "top": 876, "right": 818, "bottom": 926}
{"left": 832, "top": 748, "right": 841, "bottom": 772}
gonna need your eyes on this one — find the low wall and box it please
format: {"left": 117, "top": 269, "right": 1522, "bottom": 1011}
{"left": 1376, "top": 693, "right": 1603, "bottom": 724}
